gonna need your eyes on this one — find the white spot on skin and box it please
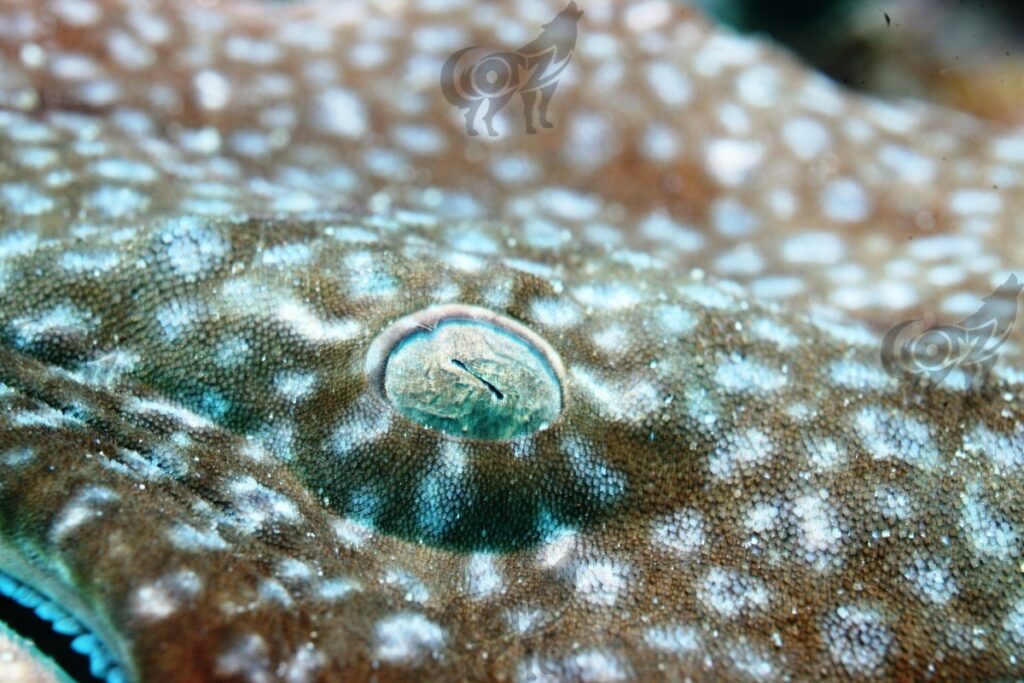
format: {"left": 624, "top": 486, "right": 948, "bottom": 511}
{"left": 225, "top": 476, "right": 301, "bottom": 534}
{"left": 260, "top": 580, "right": 293, "bottom": 608}
{"left": 10, "top": 405, "right": 82, "bottom": 429}
{"left": 641, "top": 125, "right": 681, "bottom": 162}
{"left": 793, "top": 490, "right": 843, "bottom": 570}
{"left": 646, "top": 61, "right": 692, "bottom": 106}
{"left": 167, "top": 523, "right": 228, "bottom": 552}
{"left": 274, "top": 371, "right": 317, "bottom": 403}
{"left": 643, "top": 624, "right": 702, "bottom": 656}
{"left": 705, "top": 138, "right": 764, "bottom": 187}
{"left": 709, "top": 428, "right": 773, "bottom": 480}
{"left": 714, "top": 244, "right": 763, "bottom": 276}
{"left": 824, "top": 605, "right": 892, "bottom": 676}
{"left": 950, "top": 189, "right": 1002, "bottom": 215}
{"left": 875, "top": 486, "right": 913, "bottom": 521}
{"left": 567, "top": 650, "right": 631, "bottom": 683}
{"left": 91, "top": 158, "right": 158, "bottom": 184}
{"left": 697, "top": 568, "right": 770, "bottom": 619}
{"left": 505, "top": 608, "right": 546, "bottom": 636}
{"left": 591, "top": 324, "right": 630, "bottom": 354}
{"left": 736, "top": 64, "right": 781, "bottom": 108}
{"left": 624, "top": 0, "right": 672, "bottom": 31}
{"left": 822, "top": 178, "right": 871, "bottom": 223}
{"left": 416, "top": 441, "right": 470, "bottom": 538}
{"left": 12, "top": 304, "right": 97, "bottom": 346}
{"left": 573, "top": 558, "right": 628, "bottom": 607}
{"left": 828, "top": 360, "right": 895, "bottom": 391}
{"left": 329, "top": 398, "right": 391, "bottom": 460}
{"left": 711, "top": 198, "right": 759, "bottom": 238}
{"left": 275, "top": 300, "right": 362, "bottom": 343}
{"left": 805, "top": 437, "right": 847, "bottom": 472}
{"left": 465, "top": 554, "right": 503, "bottom": 600}
{"left": 160, "top": 217, "right": 229, "bottom": 277}
{"left": 651, "top": 509, "right": 706, "bottom": 556}
{"left": 640, "top": 212, "right": 704, "bottom": 252}
{"left": 570, "top": 366, "right": 663, "bottom": 423}
{"left": 373, "top": 613, "right": 445, "bottom": 664}
{"left": 1, "top": 447, "right": 34, "bottom": 467}
{"left": 750, "top": 319, "right": 799, "bottom": 349}
{"left": 0, "top": 231, "right": 39, "bottom": 260}
{"left": 714, "top": 358, "right": 787, "bottom": 393}
{"left": 781, "top": 232, "right": 845, "bottom": 265}
{"left": 280, "top": 646, "right": 325, "bottom": 683}
{"left": 1004, "top": 597, "right": 1024, "bottom": 648}
{"left": 655, "top": 304, "right": 697, "bottom": 336}
{"left": 383, "top": 569, "right": 430, "bottom": 605}
{"left": 813, "top": 315, "right": 878, "bottom": 347}
{"left": 878, "top": 144, "right": 936, "bottom": 184}
{"left": 88, "top": 186, "right": 149, "bottom": 218}
{"left": 60, "top": 251, "right": 121, "bottom": 273}
{"left": 216, "top": 634, "right": 271, "bottom": 682}
{"left": 194, "top": 70, "right": 231, "bottom": 110}
{"left": 1, "top": 183, "right": 55, "bottom": 215}
{"left": 131, "top": 570, "right": 202, "bottom": 621}
{"left": 331, "top": 517, "right": 372, "bottom": 549}
{"left": 518, "top": 650, "right": 631, "bottom": 683}
{"left": 694, "top": 33, "right": 760, "bottom": 77}
{"left": 961, "top": 484, "right": 1019, "bottom": 560}
{"left": 278, "top": 559, "right": 313, "bottom": 583}
{"left": 315, "top": 88, "right": 368, "bottom": 138}
{"left": 562, "top": 437, "right": 627, "bottom": 502}
{"left": 571, "top": 282, "right": 644, "bottom": 310}
{"left": 744, "top": 502, "right": 781, "bottom": 535}
{"left": 215, "top": 337, "right": 251, "bottom": 369}
{"left": 318, "top": 578, "right": 359, "bottom": 602}
{"left": 963, "top": 423, "right": 1024, "bottom": 470}
{"left": 126, "top": 397, "right": 213, "bottom": 430}
{"left": 537, "top": 528, "right": 577, "bottom": 568}
{"left": 51, "top": 487, "right": 118, "bottom": 541}
{"left": 538, "top": 188, "right": 601, "bottom": 221}
{"left": 155, "top": 297, "right": 207, "bottom": 341}
{"left": 259, "top": 243, "right": 313, "bottom": 268}
{"left": 728, "top": 640, "right": 776, "bottom": 681}
{"left": 854, "top": 407, "right": 939, "bottom": 470}
{"left": 53, "top": 0, "right": 101, "bottom": 26}
{"left": 782, "top": 116, "right": 830, "bottom": 160}
{"left": 903, "top": 555, "right": 958, "bottom": 605}
{"left": 344, "top": 251, "right": 398, "bottom": 298}
{"left": 530, "top": 298, "right": 581, "bottom": 329}
{"left": 678, "top": 282, "right": 737, "bottom": 310}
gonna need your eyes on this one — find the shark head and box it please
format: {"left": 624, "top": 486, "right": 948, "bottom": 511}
{"left": 0, "top": 1, "right": 1022, "bottom": 682}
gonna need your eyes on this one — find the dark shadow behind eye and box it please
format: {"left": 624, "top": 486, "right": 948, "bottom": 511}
{"left": 0, "top": 575, "right": 110, "bottom": 683}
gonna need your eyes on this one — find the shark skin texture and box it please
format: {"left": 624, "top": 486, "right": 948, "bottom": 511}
{"left": 0, "top": 0, "right": 1022, "bottom": 681}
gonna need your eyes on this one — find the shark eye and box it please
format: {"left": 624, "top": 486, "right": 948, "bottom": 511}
{"left": 366, "top": 305, "right": 564, "bottom": 440}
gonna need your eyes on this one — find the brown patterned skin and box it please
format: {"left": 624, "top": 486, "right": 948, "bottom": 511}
{"left": 0, "top": 1, "right": 1023, "bottom": 681}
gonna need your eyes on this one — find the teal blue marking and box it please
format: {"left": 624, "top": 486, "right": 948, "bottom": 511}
{"left": 0, "top": 569, "right": 126, "bottom": 682}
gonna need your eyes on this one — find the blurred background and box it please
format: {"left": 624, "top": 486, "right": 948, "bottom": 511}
{"left": 696, "top": 0, "right": 1024, "bottom": 125}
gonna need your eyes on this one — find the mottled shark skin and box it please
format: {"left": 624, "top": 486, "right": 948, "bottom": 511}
{"left": 2, "top": 0, "right": 1024, "bottom": 324}
{"left": 0, "top": 1, "right": 1022, "bottom": 682}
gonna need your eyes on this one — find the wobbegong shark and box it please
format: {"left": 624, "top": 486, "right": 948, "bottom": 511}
{"left": 0, "top": 0, "right": 1023, "bottom": 681}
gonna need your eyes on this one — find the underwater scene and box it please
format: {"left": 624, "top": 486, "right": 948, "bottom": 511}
{"left": 0, "top": 0, "right": 1022, "bottom": 681}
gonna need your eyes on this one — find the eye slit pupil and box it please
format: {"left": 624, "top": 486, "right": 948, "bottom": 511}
{"left": 450, "top": 357, "right": 505, "bottom": 401}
